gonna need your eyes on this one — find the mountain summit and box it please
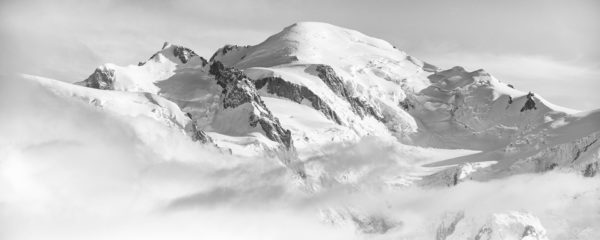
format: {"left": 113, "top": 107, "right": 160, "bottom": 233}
{"left": 27, "top": 21, "right": 599, "bottom": 175}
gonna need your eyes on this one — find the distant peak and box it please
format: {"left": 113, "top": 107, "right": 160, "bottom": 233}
{"left": 140, "top": 42, "right": 206, "bottom": 66}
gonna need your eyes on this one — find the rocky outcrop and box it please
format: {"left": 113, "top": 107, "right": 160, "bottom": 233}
{"left": 254, "top": 76, "right": 343, "bottom": 124}
{"left": 314, "top": 64, "right": 384, "bottom": 121}
{"left": 76, "top": 66, "right": 116, "bottom": 90}
{"left": 185, "top": 113, "right": 213, "bottom": 144}
{"left": 173, "top": 45, "right": 207, "bottom": 65}
{"left": 209, "top": 61, "right": 293, "bottom": 149}
{"left": 583, "top": 162, "right": 598, "bottom": 177}
{"left": 520, "top": 92, "right": 537, "bottom": 112}
{"left": 475, "top": 225, "right": 493, "bottom": 240}
{"left": 141, "top": 42, "right": 208, "bottom": 66}
{"left": 399, "top": 97, "right": 415, "bottom": 111}
{"left": 191, "top": 127, "right": 212, "bottom": 144}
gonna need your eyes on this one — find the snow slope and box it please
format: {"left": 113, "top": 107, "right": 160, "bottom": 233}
{"left": 46, "top": 21, "right": 600, "bottom": 180}
{"left": 213, "top": 22, "right": 433, "bottom": 133}
{"left": 408, "top": 66, "right": 579, "bottom": 150}
{"left": 25, "top": 74, "right": 192, "bottom": 133}
{"left": 426, "top": 109, "right": 600, "bottom": 179}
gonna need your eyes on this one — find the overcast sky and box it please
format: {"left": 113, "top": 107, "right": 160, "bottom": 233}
{"left": 1, "top": 0, "right": 599, "bottom": 110}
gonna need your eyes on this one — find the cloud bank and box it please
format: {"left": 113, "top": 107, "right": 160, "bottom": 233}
{"left": 1, "top": 77, "right": 599, "bottom": 240}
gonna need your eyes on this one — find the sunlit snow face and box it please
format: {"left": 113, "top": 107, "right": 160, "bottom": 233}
{"left": 1, "top": 78, "right": 598, "bottom": 240}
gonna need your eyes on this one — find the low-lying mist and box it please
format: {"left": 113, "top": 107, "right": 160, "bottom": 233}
{"left": 1, "top": 76, "right": 598, "bottom": 239}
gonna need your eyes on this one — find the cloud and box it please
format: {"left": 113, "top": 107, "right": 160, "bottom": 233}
{"left": 1, "top": 78, "right": 598, "bottom": 239}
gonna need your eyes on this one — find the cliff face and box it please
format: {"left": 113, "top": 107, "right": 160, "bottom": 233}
{"left": 142, "top": 42, "right": 209, "bottom": 66}
{"left": 77, "top": 66, "right": 116, "bottom": 90}
{"left": 254, "top": 76, "right": 342, "bottom": 124}
{"left": 209, "top": 61, "right": 293, "bottom": 149}
{"left": 314, "top": 64, "right": 384, "bottom": 121}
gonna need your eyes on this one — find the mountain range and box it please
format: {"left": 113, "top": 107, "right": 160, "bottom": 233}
{"left": 14, "top": 22, "right": 600, "bottom": 239}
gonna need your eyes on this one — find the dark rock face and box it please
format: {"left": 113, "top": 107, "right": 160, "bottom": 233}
{"left": 583, "top": 162, "right": 598, "bottom": 177}
{"left": 77, "top": 67, "right": 116, "bottom": 90}
{"left": 140, "top": 43, "right": 208, "bottom": 66}
{"left": 210, "top": 62, "right": 263, "bottom": 109}
{"left": 254, "top": 77, "right": 342, "bottom": 124}
{"left": 314, "top": 65, "right": 384, "bottom": 121}
{"left": 191, "top": 125, "right": 213, "bottom": 143}
{"left": 186, "top": 113, "right": 213, "bottom": 144}
{"left": 209, "top": 62, "right": 293, "bottom": 149}
{"left": 545, "top": 163, "right": 559, "bottom": 171}
{"left": 521, "top": 225, "right": 538, "bottom": 238}
{"left": 520, "top": 92, "right": 537, "bottom": 112}
{"left": 399, "top": 98, "right": 415, "bottom": 111}
{"left": 172, "top": 45, "right": 207, "bottom": 65}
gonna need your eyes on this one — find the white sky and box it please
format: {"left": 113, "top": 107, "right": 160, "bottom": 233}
{"left": 1, "top": 0, "right": 599, "bottom": 110}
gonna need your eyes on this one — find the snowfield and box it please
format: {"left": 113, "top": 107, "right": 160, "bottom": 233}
{"left": 1, "top": 22, "right": 599, "bottom": 240}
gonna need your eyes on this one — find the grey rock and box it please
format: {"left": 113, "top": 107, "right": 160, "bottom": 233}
{"left": 254, "top": 76, "right": 342, "bottom": 124}
{"left": 76, "top": 67, "right": 116, "bottom": 90}
{"left": 186, "top": 113, "right": 213, "bottom": 144}
{"left": 399, "top": 97, "right": 415, "bottom": 111}
{"left": 172, "top": 45, "right": 204, "bottom": 65}
{"left": 314, "top": 64, "right": 384, "bottom": 121}
{"left": 209, "top": 62, "right": 293, "bottom": 149}
{"left": 140, "top": 42, "right": 208, "bottom": 66}
{"left": 583, "top": 162, "right": 598, "bottom": 177}
{"left": 521, "top": 225, "right": 538, "bottom": 239}
{"left": 475, "top": 225, "right": 493, "bottom": 240}
{"left": 520, "top": 92, "right": 537, "bottom": 112}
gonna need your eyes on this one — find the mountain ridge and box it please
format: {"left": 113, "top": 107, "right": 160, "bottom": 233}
{"left": 29, "top": 22, "right": 598, "bottom": 177}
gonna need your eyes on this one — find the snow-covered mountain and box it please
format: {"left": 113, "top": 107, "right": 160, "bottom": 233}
{"left": 10, "top": 22, "right": 600, "bottom": 239}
